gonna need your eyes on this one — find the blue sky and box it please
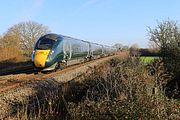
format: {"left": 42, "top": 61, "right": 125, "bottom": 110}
{"left": 0, "top": 0, "right": 180, "bottom": 47}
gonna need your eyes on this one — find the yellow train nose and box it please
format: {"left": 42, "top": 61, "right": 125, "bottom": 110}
{"left": 34, "top": 50, "right": 50, "bottom": 68}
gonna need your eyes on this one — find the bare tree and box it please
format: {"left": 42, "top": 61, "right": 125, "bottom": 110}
{"left": 129, "top": 43, "right": 139, "bottom": 56}
{"left": 6, "top": 21, "right": 50, "bottom": 56}
{"left": 114, "top": 43, "right": 123, "bottom": 50}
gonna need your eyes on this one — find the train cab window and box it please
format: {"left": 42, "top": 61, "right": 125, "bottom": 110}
{"left": 36, "top": 38, "right": 56, "bottom": 50}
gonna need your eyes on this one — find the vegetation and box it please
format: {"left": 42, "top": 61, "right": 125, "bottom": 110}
{"left": 0, "top": 21, "right": 50, "bottom": 62}
{"left": 15, "top": 57, "right": 179, "bottom": 120}
{"left": 148, "top": 19, "right": 180, "bottom": 98}
{"left": 129, "top": 43, "right": 139, "bottom": 56}
{"left": 140, "top": 56, "right": 159, "bottom": 64}
{"left": 139, "top": 48, "right": 160, "bottom": 56}
{"left": 0, "top": 31, "right": 23, "bottom": 62}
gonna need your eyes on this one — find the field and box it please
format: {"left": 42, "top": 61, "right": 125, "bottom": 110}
{"left": 140, "top": 56, "right": 159, "bottom": 64}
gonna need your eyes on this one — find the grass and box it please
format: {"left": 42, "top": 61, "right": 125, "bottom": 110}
{"left": 140, "top": 56, "right": 159, "bottom": 64}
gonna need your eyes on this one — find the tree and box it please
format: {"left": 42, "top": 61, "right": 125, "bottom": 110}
{"left": 121, "top": 45, "right": 129, "bottom": 50}
{"left": 0, "top": 32, "right": 23, "bottom": 61}
{"left": 129, "top": 43, "right": 139, "bottom": 56}
{"left": 6, "top": 21, "right": 50, "bottom": 56}
{"left": 0, "top": 35, "right": 3, "bottom": 48}
{"left": 148, "top": 20, "right": 180, "bottom": 97}
{"left": 1, "top": 31, "right": 21, "bottom": 47}
{"left": 113, "top": 43, "right": 123, "bottom": 50}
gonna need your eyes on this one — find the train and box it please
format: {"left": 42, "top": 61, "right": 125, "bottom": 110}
{"left": 32, "top": 33, "right": 117, "bottom": 72}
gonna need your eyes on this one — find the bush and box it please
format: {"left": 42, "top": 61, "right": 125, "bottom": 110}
{"left": 15, "top": 57, "right": 179, "bottom": 120}
{"left": 148, "top": 20, "right": 180, "bottom": 98}
{"left": 67, "top": 57, "right": 179, "bottom": 120}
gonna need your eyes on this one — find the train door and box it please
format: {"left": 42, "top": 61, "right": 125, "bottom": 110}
{"left": 63, "top": 40, "right": 72, "bottom": 60}
{"left": 87, "top": 42, "right": 90, "bottom": 58}
{"left": 89, "top": 43, "right": 93, "bottom": 58}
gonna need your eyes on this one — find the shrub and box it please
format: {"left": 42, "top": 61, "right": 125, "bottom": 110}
{"left": 148, "top": 20, "right": 180, "bottom": 98}
{"left": 14, "top": 57, "right": 179, "bottom": 120}
{"left": 67, "top": 57, "right": 179, "bottom": 120}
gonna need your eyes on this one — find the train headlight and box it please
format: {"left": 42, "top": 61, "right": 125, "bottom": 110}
{"left": 46, "top": 50, "right": 55, "bottom": 62}
{"left": 50, "top": 50, "right": 54, "bottom": 55}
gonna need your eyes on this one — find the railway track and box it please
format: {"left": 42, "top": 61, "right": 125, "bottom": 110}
{"left": 0, "top": 55, "right": 116, "bottom": 94}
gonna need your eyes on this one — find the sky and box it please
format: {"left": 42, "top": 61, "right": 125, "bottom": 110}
{"left": 0, "top": 0, "right": 180, "bottom": 48}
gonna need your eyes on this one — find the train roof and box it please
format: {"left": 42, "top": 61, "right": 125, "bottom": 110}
{"left": 41, "top": 33, "right": 63, "bottom": 41}
{"left": 41, "top": 33, "right": 115, "bottom": 49}
{"left": 61, "top": 34, "right": 89, "bottom": 43}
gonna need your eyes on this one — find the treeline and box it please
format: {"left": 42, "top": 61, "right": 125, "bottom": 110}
{"left": 129, "top": 47, "right": 160, "bottom": 57}
{"left": 139, "top": 48, "right": 160, "bottom": 56}
{"left": 0, "top": 21, "right": 50, "bottom": 62}
{"left": 128, "top": 44, "right": 160, "bottom": 57}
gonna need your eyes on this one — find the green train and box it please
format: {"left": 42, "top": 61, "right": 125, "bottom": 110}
{"left": 32, "top": 33, "right": 116, "bottom": 72}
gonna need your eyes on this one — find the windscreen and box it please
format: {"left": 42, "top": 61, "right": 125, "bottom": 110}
{"left": 35, "top": 38, "right": 56, "bottom": 50}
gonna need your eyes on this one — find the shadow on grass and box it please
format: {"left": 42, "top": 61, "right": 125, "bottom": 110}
{"left": 0, "top": 60, "right": 34, "bottom": 75}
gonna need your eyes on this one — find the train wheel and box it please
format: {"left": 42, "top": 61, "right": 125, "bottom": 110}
{"left": 54, "top": 62, "right": 60, "bottom": 72}
{"left": 61, "top": 61, "right": 67, "bottom": 70}
{"left": 83, "top": 57, "right": 87, "bottom": 63}
{"left": 34, "top": 71, "right": 38, "bottom": 74}
{"left": 33, "top": 68, "right": 39, "bottom": 74}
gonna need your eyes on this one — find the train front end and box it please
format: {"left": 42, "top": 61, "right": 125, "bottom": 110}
{"left": 32, "top": 34, "right": 63, "bottom": 71}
